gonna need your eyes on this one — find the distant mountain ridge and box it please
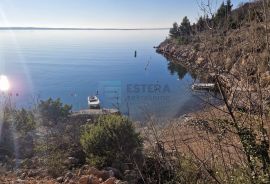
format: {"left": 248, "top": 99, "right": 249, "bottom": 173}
{"left": 0, "top": 27, "right": 169, "bottom": 30}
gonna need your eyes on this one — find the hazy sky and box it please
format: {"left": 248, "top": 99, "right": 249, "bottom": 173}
{"left": 0, "top": 0, "right": 248, "bottom": 28}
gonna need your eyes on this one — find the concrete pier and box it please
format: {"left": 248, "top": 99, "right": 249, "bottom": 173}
{"left": 71, "top": 108, "right": 120, "bottom": 118}
{"left": 192, "top": 83, "right": 215, "bottom": 90}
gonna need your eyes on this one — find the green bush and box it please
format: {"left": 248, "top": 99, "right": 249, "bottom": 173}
{"left": 38, "top": 98, "right": 72, "bottom": 127}
{"left": 80, "top": 115, "right": 143, "bottom": 168}
{"left": 14, "top": 109, "right": 36, "bottom": 136}
{"left": 0, "top": 107, "right": 16, "bottom": 160}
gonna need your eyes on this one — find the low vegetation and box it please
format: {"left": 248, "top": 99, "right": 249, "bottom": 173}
{"left": 80, "top": 115, "right": 143, "bottom": 169}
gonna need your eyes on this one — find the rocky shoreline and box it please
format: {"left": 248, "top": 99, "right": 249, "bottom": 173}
{"left": 156, "top": 39, "right": 210, "bottom": 81}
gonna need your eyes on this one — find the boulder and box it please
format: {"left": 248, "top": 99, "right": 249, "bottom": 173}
{"left": 89, "top": 175, "right": 100, "bottom": 184}
{"left": 20, "top": 172, "right": 27, "bottom": 179}
{"left": 27, "top": 169, "right": 39, "bottom": 178}
{"left": 115, "top": 181, "right": 128, "bottom": 184}
{"left": 79, "top": 175, "right": 89, "bottom": 184}
{"left": 64, "top": 171, "right": 74, "bottom": 181}
{"left": 195, "top": 57, "right": 204, "bottom": 65}
{"left": 104, "top": 167, "right": 121, "bottom": 179}
{"left": 68, "top": 180, "right": 76, "bottom": 184}
{"left": 102, "top": 177, "right": 116, "bottom": 184}
{"left": 181, "top": 51, "right": 188, "bottom": 58}
{"left": 56, "top": 176, "right": 64, "bottom": 183}
{"left": 87, "top": 167, "right": 110, "bottom": 181}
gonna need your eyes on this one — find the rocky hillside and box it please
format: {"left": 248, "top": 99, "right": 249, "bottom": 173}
{"left": 0, "top": 165, "right": 128, "bottom": 184}
{"left": 157, "top": 0, "right": 270, "bottom": 87}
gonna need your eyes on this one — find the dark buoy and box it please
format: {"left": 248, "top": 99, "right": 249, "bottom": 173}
{"left": 134, "top": 50, "right": 137, "bottom": 58}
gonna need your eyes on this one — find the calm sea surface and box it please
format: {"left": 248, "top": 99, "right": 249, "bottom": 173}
{"left": 0, "top": 30, "right": 200, "bottom": 120}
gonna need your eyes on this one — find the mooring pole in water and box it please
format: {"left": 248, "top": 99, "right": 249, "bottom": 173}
{"left": 134, "top": 50, "right": 137, "bottom": 58}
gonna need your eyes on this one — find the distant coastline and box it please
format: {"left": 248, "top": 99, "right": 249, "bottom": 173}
{"left": 0, "top": 27, "right": 169, "bottom": 31}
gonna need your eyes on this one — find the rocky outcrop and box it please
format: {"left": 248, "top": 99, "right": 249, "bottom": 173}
{"left": 156, "top": 39, "right": 210, "bottom": 82}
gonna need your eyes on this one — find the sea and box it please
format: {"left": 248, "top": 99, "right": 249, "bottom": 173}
{"left": 0, "top": 30, "right": 201, "bottom": 121}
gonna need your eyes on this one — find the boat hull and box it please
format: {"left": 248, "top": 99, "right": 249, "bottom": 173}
{"left": 88, "top": 96, "right": 101, "bottom": 109}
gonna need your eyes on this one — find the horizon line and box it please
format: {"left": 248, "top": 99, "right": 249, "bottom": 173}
{"left": 0, "top": 26, "right": 170, "bottom": 31}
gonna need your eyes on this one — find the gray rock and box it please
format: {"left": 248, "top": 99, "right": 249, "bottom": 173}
{"left": 27, "top": 170, "right": 39, "bottom": 177}
{"left": 65, "top": 171, "right": 74, "bottom": 180}
{"left": 57, "top": 176, "right": 64, "bottom": 183}
{"left": 20, "top": 172, "right": 27, "bottom": 179}
{"left": 115, "top": 181, "right": 128, "bottom": 184}
{"left": 104, "top": 167, "right": 122, "bottom": 179}
{"left": 15, "top": 179, "right": 26, "bottom": 183}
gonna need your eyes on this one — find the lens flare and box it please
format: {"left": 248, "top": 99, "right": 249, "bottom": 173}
{"left": 0, "top": 75, "right": 10, "bottom": 92}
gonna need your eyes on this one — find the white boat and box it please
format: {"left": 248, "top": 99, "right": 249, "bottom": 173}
{"left": 88, "top": 96, "right": 100, "bottom": 109}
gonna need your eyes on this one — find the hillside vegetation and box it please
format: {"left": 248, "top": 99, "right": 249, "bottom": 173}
{"left": 156, "top": 0, "right": 270, "bottom": 183}
{"left": 158, "top": 0, "right": 270, "bottom": 87}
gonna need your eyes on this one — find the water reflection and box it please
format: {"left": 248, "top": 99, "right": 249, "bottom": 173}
{"left": 167, "top": 60, "right": 197, "bottom": 81}
{"left": 167, "top": 61, "right": 188, "bottom": 80}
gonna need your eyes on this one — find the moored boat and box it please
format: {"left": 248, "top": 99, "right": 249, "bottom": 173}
{"left": 88, "top": 96, "right": 100, "bottom": 109}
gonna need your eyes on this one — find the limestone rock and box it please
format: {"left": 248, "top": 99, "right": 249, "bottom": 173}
{"left": 87, "top": 167, "right": 110, "bottom": 181}
{"left": 104, "top": 167, "right": 121, "bottom": 179}
{"left": 57, "top": 176, "right": 64, "bottom": 183}
{"left": 79, "top": 175, "right": 89, "bottom": 184}
{"left": 89, "top": 175, "right": 100, "bottom": 184}
{"left": 195, "top": 57, "right": 204, "bottom": 65}
{"left": 102, "top": 177, "right": 116, "bottom": 184}
{"left": 64, "top": 172, "right": 74, "bottom": 181}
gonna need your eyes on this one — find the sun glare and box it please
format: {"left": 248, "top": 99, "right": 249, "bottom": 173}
{"left": 0, "top": 75, "right": 10, "bottom": 92}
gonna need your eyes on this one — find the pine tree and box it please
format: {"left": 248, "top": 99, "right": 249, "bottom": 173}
{"left": 214, "top": 2, "right": 227, "bottom": 28}
{"left": 197, "top": 16, "right": 205, "bottom": 32}
{"left": 169, "top": 22, "right": 179, "bottom": 38}
{"left": 227, "top": 0, "right": 233, "bottom": 13}
{"left": 179, "top": 16, "right": 191, "bottom": 36}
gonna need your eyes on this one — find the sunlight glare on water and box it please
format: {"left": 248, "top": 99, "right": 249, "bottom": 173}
{"left": 0, "top": 75, "right": 10, "bottom": 92}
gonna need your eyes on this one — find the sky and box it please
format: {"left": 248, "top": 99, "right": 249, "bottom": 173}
{"left": 0, "top": 0, "right": 249, "bottom": 28}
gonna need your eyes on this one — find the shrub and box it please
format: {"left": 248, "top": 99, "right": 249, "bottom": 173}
{"left": 34, "top": 98, "right": 78, "bottom": 176}
{"left": 0, "top": 107, "right": 16, "bottom": 161}
{"left": 38, "top": 98, "right": 72, "bottom": 127}
{"left": 14, "top": 109, "right": 36, "bottom": 136}
{"left": 140, "top": 156, "right": 180, "bottom": 184}
{"left": 80, "top": 115, "right": 143, "bottom": 168}
{"left": 0, "top": 121, "right": 14, "bottom": 160}
{"left": 41, "top": 147, "right": 67, "bottom": 178}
